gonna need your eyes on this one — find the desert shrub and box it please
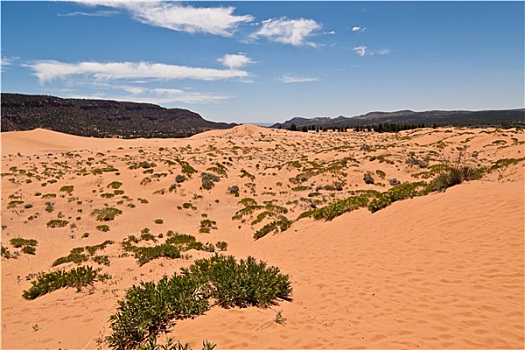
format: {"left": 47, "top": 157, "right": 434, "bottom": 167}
{"left": 7, "top": 200, "right": 24, "bottom": 209}
{"left": 53, "top": 247, "right": 89, "bottom": 266}
{"left": 93, "top": 255, "right": 111, "bottom": 266}
{"left": 201, "top": 172, "right": 220, "bottom": 190}
{"left": 311, "top": 194, "right": 372, "bottom": 221}
{"left": 388, "top": 178, "right": 401, "bottom": 186}
{"left": 85, "top": 240, "right": 113, "bottom": 255}
{"left": 239, "top": 197, "right": 258, "bottom": 207}
{"left": 426, "top": 166, "right": 482, "bottom": 193}
{"left": 185, "top": 255, "right": 292, "bottom": 308}
{"left": 92, "top": 207, "right": 123, "bottom": 221}
{"left": 406, "top": 157, "right": 428, "bottom": 168}
{"left": 101, "top": 193, "right": 115, "bottom": 198}
{"left": 107, "top": 273, "right": 210, "bottom": 350}
{"left": 215, "top": 241, "right": 228, "bottom": 251}
{"left": 108, "top": 181, "right": 123, "bottom": 189}
{"left": 363, "top": 172, "right": 375, "bottom": 184}
{"left": 96, "top": 225, "right": 110, "bottom": 232}
{"left": 1, "top": 245, "right": 12, "bottom": 259}
{"left": 10, "top": 237, "right": 38, "bottom": 248}
{"left": 60, "top": 185, "right": 74, "bottom": 195}
{"left": 176, "top": 160, "right": 197, "bottom": 176}
{"left": 240, "top": 169, "right": 255, "bottom": 181}
{"left": 108, "top": 255, "right": 290, "bottom": 348}
{"left": 22, "top": 266, "right": 98, "bottom": 300}
{"left": 253, "top": 216, "right": 291, "bottom": 240}
{"left": 47, "top": 219, "right": 69, "bottom": 228}
{"left": 368, "top": 182, "right": 427, "bottom": 213}
{"left": 489, "top": 157, "right": 525, "bottom": 171}
{"left": 21, "top": 245, "right": 36, "bottom": 255}
{"left": 45, "top": 202, "right": 54, "bottom": 212}
{"left": 207, "top": 163, "right": 227, "bottom": 176}
{"left": 375, "top": 169, "right": 386, "bottom": 179}
{"left": 175, "top": 174, "right": 186, "bottom": 183}
{"left": 426, "top": 152, "right": 484, "bottom": 192}
{"left": 132, "top": 245, "right": 181, "bottom": 266}
{"left": 227, "top": 185, "right": 240, "bottom": 197}
{"left": 154, "top": 219, "right": 164, "bottom": 225}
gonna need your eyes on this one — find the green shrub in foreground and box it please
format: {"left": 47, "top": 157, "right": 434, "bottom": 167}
{"left": 22, "top": 265, "right": 98, "bottom": 300}
{"left": 184, "top": 255, "right": 293, "bottom": 309}
{"left": 107, "top": 255, "right": 292, "bottom": 350}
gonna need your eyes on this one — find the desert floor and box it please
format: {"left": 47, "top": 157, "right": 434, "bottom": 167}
{"left": 1, "top": 125, "right": 524, "bottom": 349}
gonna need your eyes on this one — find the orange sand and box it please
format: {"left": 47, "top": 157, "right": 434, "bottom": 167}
{"left": 1, "top": 125, "right": 524, "bottom": 349}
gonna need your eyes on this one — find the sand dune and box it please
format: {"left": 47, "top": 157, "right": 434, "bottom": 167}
{"left": 1, "top": 126, "right": 524, "bottom": 349}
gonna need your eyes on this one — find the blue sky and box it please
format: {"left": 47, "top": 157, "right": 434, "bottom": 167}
{"left": 1, "top": 1, "right": 523, "bottom": 124}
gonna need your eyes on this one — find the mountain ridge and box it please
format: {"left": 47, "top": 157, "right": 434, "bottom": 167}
{"left": 1, "top": 93, "right": 236, "bottom": 138}
{"left": 272, "top": 109, "right": 524, "bottom": 129}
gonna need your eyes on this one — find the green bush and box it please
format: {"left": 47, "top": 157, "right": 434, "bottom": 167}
{"left": 311, "top": 194, "right": 371, "bottom": 221}
{"left": 107, "top": 255, "right": 291, "bottom": 349}
{"left": 10, "top": 237, "right": 38, "bottom": 248}
{"left": 21, "top": 245, "right": 36, "bottom": 255}
{"left": 92, "top": 207, "right": 123, "bottom": 221}
{"left": 227, "top": 185, "right": 240, "bottom": 197}
{"left": 253, "top": 216, "right": 291, "bottom": 240}
{"left": 22, "top": 266, "right": 98, "bottom": 300}
{"left": 426, "top": 166, "right": 483, "bottom": 193}
{"left": 132, "top": 245, "right": 181, "bottom": 266}
{"left": 53, "top": 249, "right": 89, "bottom": 266}
{"left": 96, "top": 225, "right": 110, "bottom": 232}
{"left": 60, "top": 185, "right": 74, "bottom": 195}
{"left": 368, "top": 182, "right": 427, "bottom": 213}
{"left": 108, "top": 181, "right": 123, "bottom": 189}
{"left": 107, "top": 274, "right": 209, "bottom": 350}
{"left": 363, "top": 172, "right": 375, "bottom": 184}
{"left": 47, "top": 219, "right": 69, "bottom": 228}
{"left": 175, "top": 174, "right": 186, "bottom": 183}
{"left": 185, "top": 255, "right": 292, "bottom": 308}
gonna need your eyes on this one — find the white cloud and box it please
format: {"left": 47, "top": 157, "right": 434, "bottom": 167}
{"left": 280, "top": 75, "right": 319, "bottom": 83}
{"left": 77, "top": 1, "right": 253, "bottom": 36}
{"left": 58, "top": 10, "right": 118, "bottom": 17}
{"left": 1, "top": 56, "right": 19, "bottom": 72}
{"left": 323, "top": 30, "right": 336, "bottom": 35}
{"left": 352, "top": 26, "right": 366, "bottom": 32}
{"left": 28, "top": 60, "right": 249, "bottom": 83}
{"left": 149, "top": 88, "right": 230, "bottom": 104}
{"left": 353, "top": 46, "right": 367, "bottom": 57}
{"left": 218, "top": 53, "right": 254, "bottom": 70}
{"left": 251, "top": 17, "right": 321, "bottom": 47}
{"left": 353, "top": 46, "right": 390, "bottom": 57}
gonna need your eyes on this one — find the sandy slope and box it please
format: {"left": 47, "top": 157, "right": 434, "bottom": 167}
{"left": 1, "top": 126, "right": 524, "bottom": 349}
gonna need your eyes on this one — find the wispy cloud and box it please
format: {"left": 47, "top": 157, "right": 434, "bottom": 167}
{"left": 251, "top": 17, "right": 321, "bottom": 47}
{"left": 77, "top": 1, "right": 253, "bottom": 36}
{"left": 353, "top": 46, "right": 367, "bottom": 57}
{"left": 1, "top": 56, "right": 19, "bottom": 72}
{"left": 279, "top": 75, "right": 319, "bottom": 83}
{"left": 58, "top": 10, "right": 118, "bottom": 17}
{"left": 352, "top": 26, "right": 366, "bottom": 32}
{"left": 353, "top": 46, "right": 390, "bottom": 57}
{"left": 218, "top": 53, "right": 254, "bottom": 70}
{"left": 27, "top": 60, "right": 250, "bottom": 83}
